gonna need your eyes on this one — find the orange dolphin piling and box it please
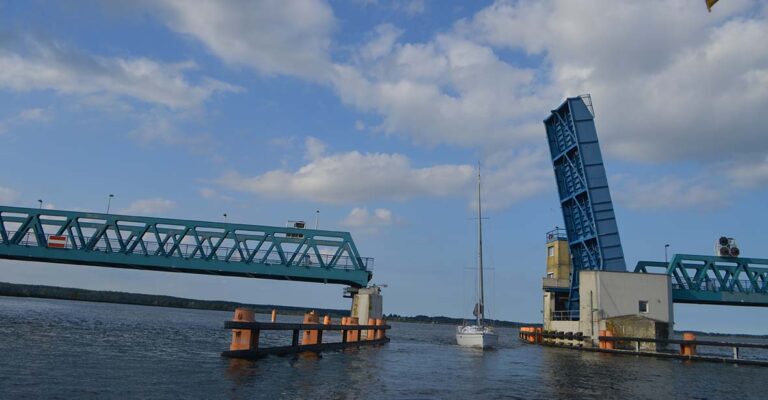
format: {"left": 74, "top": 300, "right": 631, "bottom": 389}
{"left": 229, "top": 308, "right": 256, "bottom": 351}
{"left": 302, "top": 311, "right": 319, "bottom": 345}
{"left": 222, "top": 309, "right": 391, "bottom": 360}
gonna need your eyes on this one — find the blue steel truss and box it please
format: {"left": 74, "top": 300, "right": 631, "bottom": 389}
{"left": 635, "top": 254, "right": 768, "bottom": 306}
{"left": 0, "top": 206, "right": 372, "bottom": 287}
{"left": 544, "top": 96, "right": 626, "bottom": 316}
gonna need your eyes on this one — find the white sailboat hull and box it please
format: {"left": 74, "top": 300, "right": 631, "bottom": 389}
{"left": 456, "top": 326, "right": 498, "bottom": 348}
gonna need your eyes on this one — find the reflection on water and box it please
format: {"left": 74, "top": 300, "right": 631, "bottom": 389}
{"left": 0, "top": 296, "right": 766, "bottom": 399}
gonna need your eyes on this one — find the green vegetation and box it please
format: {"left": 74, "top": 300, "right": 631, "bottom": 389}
{"left": 385, "top": 313, "right": 537, "bottom": 328}
{"left": 0, "top": 281, "right": 347, "bottom": 317}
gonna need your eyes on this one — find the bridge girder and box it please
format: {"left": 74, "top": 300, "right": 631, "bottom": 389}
{"left": 0, "top": 206, "right": 373, "bottom": 287}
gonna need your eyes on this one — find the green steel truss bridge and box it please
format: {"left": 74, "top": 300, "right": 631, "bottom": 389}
{"left": 635, "top": 254, "right": 768, "bottom": 306}
{"left": 0, "top": 206, "right": 373, "bottom": 288}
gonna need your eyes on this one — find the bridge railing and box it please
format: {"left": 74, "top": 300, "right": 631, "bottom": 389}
{"left": 550, "top": 310, "right": 580, "bottom": 321}
{"left": 8, "top": 230, "right": 374, "bottom": 270}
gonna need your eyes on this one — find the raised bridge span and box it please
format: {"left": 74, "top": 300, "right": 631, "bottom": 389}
{"left": 0, "top": 206, "right": 372, "bottom": 287}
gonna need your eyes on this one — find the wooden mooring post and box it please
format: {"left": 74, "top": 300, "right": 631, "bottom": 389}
{"left": 223, "top": 308, "right": 391, "bottom": 360}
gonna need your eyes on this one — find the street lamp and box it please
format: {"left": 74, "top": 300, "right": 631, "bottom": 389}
{"left": 223, "top": 213, "right": 228, "bottom": 222}
{"left": 37, "top": 199, "right": 43, "bottom": 209}
{"left": 315, "top": 210, "right": 320, "bottom": 229}
{"left": 106, "top": 194, "right": 114, "bottom": 214}
{"left": 664, "top": 244, "right": 670, "bottom": 263}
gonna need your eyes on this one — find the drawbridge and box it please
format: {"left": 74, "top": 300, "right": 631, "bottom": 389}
{"left": 0, "top": 206, "right": 372, "bottom": 287}
{"left": 543, "top": 95, "right": 768, "bottom": 317}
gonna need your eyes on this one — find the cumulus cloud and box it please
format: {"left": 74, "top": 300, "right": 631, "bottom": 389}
{"left": 217, "top": 138, "right": 475, "bottom": 203}
{"left": 338, "top": 1, "right": 768, "bottom": 165}
{"left": 340, "top": 207, "right": 395, "bottom": 233}
{"left": 0, "top": 186, "right": 20, "bottom": 204}
{"left": 145, "top": 0, "right": 768, "bottom": 166}
{"left": 479, "top": 149, "right": 553, "bottom": 210}
{"left": 331, "top": 34, "right": 546, "bottom": 148}
{"left": 152, "top": 0, "right": 335, "bottom": 81}
{"left": 463, "top": 0, "right": 768, "bottom": 162}
{"left": 611, "top": 175, "right": 725, "bottom": 211}
{"left": 119, "top": 198, "right": 176, "bottom": 216}
{"left": 0, "top": 36, "right": 240, "bottom": 109}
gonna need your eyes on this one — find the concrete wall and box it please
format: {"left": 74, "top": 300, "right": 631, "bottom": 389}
{"left": 579, "top": 271, "right": 673, "bottom": 343}
{"left": 549, "top": 320, "right": 579, "bottom": 333}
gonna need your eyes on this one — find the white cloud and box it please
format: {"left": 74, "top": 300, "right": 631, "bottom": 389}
{"left": 153, "top": 0, "right": 335, "bottom": 81}
{"left": 360, "top": 24, "right": 402, "bottom": 62}
{"left": 304, "top": 136, "right": 327, "bottom": 161}
{"left": 479, "top": 149, "right": 553, "bottom": 210}
{"left": 217, "top": 138, "right": 474, "bottom": 203}
{"left": 334, "top": 1, "right": 768, "bottom": 165}
{"left": 611, "top": 175, "right": 725, "bottom": 211}
{"left": 0, "top": 186, "right": 20, "bottom": 204}
{"left": 340, "top": 207, "right": 395, "bottom": 233}
{"left": 331, "top": 33, "right": 545, "bottom": 148}
{"left": 0, "top": 107, "right": 50, "bottom": 135}
{"left": 199, "top": 187, "right": 232, "bottom": 201}
{"left": 0, "top": 37, "right": 240, "bottom": 109}
{"left": 17, "top": 108, "right": 47, "bottom": 121}
{"left": 727, "top": 156, "right": 768, "bottom": 188}
{"left": 463, "top": 0, "right": 768, "bottom": 162}
{"left": 397, "top": 0, "right": 426, "bottom": 16}
{"left": 139, "top": 0, "right": 767, "bottom": 167}
{"left": 119, "top": 198, "right": 176, "bottom": 216}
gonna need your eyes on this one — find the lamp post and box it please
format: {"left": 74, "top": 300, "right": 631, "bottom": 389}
{"left": 106, "top": 194, "right": 114, "bottom": 214}
{"left": 38, "top": 199, "right": 43, "bottom": 209}
{"left": 314, "top": 210, "right": 319, "bottom": 229}
{"left": 665, "top": 244, "right": 670, "bottom": 263}
{"left": 223, "top": 213, "right": 228, "bottom": 223}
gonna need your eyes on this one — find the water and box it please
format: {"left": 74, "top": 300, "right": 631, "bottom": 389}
{"left": 0, "top": 297, "right": 766, "bottom": 399}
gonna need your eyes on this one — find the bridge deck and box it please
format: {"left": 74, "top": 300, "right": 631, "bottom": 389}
{"left": 635, "top": 254, "right": 768, "bottom": 306}
{"left": 0, "top": 206, "right": 372, "bottom": 287}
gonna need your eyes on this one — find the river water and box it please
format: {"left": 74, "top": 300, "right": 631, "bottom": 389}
{"left": 0, "top": 296, "right": 766, "bottom": 399}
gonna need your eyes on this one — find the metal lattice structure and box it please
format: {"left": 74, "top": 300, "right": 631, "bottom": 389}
{"left": 544, "top": 96, "right": 626, "bottom": 316}
{"left": 635, "top": 254, "right": 768, "bottom": 306}
{"left": 0, "top": 206, "right": 372, "bottom": 287}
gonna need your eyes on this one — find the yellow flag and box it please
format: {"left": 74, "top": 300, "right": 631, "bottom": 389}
{"left": 706, "top": 0, "right": 719, "bottom": 12}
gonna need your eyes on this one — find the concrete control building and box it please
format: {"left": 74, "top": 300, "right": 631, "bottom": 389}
{"left": 543, "top": 231, "right": 673, "bottom": 349}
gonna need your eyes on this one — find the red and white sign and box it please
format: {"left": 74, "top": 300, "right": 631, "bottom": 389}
{"left": 47, "top": 235, "right": 68, "bottom": 249}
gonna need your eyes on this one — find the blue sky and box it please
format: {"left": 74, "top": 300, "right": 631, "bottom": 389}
{"left": 1, "top": 0, "right": 768, "bottom": 334}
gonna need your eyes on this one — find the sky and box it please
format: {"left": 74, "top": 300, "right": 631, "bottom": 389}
{"left": 1, "top": 0, "right": 768, "bottom": 334}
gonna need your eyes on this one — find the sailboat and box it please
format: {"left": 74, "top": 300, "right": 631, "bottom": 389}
{"left": 456, "top": 165, "right": 498, "bottom": 349}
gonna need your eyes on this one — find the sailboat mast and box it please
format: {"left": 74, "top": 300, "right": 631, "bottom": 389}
{"left": 477, "top": 164, "right": 485, "bottom": 326}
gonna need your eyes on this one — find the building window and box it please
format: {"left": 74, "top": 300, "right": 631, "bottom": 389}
{"left": 639, "top": 300, "right": 649, "bottom": 313}
{"left": 547, "top": 272, "right": 554, "bottom": 278}
{"left": 548, "top": 246, "right": 554, "bottom": 257}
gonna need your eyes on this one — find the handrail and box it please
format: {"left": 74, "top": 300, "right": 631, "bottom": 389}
{"left": 598, "top": 335, "right": 768, "bottom": 349}
{"left": 224, "top": 321, "right": 390, "bottom": 331}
